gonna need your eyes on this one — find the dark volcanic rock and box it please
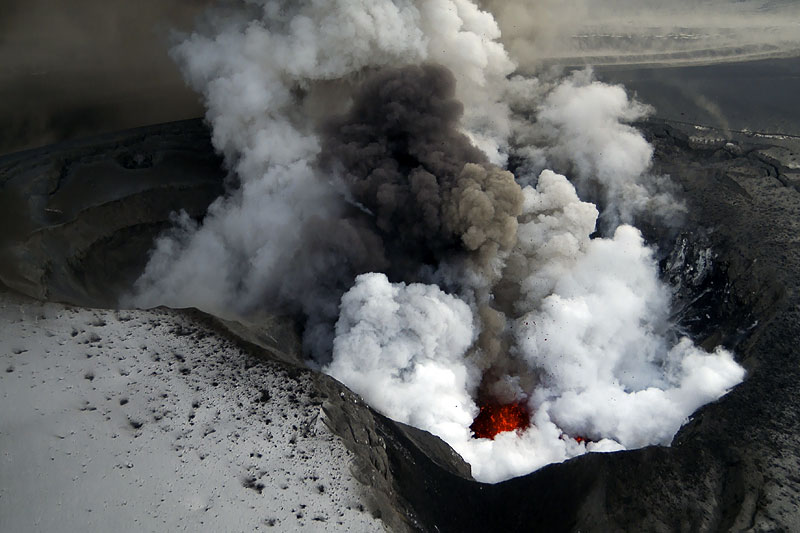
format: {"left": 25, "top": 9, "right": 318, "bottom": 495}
{"left": 0, "top": 119, "right": 225, "bottom": 307}
{"left": 3, "top": 119, "right": 800, "bottom": 532}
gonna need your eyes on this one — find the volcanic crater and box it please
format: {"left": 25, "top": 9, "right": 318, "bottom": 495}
{"left": 2, "top": 116, "right": 798, "bottom": 531}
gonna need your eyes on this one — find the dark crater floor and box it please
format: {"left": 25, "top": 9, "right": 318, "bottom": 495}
{"left": 2, "top": 118, "right": 799, "bottom": 532}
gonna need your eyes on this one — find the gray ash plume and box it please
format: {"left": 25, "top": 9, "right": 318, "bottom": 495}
{"left": 132, "top": 0, "right": 745, "bottom": 483}
{"left": 321, "top": 64, "right": 523, "bottom": 279}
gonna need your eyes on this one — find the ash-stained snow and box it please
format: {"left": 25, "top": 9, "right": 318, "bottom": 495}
{"left": 0, "top": 290, "right": 384, "bottom": 532}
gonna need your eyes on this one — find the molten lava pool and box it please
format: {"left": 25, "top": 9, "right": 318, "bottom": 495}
{"left": 470, "top": 401, "right": 530, "bottom": 439}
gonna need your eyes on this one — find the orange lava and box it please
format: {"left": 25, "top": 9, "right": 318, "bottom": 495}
{"left": 470, "top": 401, "right": 530, "bottom": 439}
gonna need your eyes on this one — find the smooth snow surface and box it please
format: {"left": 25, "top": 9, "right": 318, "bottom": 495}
{"left": 0, "top": 291, "right": 384, "bottom": 532}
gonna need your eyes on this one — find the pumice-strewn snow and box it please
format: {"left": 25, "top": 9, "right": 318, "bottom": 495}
{"left": 0, "top": 290, "right": 384, "bottom": 532}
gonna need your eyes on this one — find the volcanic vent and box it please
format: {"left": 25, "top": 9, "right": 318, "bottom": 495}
{"left": 470, "top": 401, "right": 530, "bottom": 440}
{"left": 130, "top": 0, "right": 745, "bottom": 483}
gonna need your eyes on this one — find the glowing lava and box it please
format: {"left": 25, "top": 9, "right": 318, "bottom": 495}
{"left": 470, "top": 401, "right": 530, "bottom": 439}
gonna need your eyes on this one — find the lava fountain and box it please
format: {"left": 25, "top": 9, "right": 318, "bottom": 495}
{"left": 470, "top": 401, "right": 530, "bottom": 440}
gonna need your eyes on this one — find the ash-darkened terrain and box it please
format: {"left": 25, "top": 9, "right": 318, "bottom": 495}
{"left": 3, "top": 1, "right": 800, "bottom": 532}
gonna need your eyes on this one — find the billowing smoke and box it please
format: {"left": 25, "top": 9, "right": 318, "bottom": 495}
{"left": 320, "top": 64, "right": 523, "bottom": 277}
{"left": 327, "top": 169, "right": 744, "bottom": 482}
{"left": 327, "top": 272, "right": 480, "bottom": 447}
{"left": 510, "top": 69, "right": 686, "bottom": 231}
{"left": 132, "top": 0, "right": 745, "bottom": 483}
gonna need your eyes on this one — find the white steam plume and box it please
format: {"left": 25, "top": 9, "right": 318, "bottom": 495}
{"left": 511, "top": 69, "right": 685, "bottom": 230}
{"left": 329, "top": 170, "right": 744, "bottom": 483}
{"left": 131, "top": 0, "right": 519, "bottom": 320}
{"left": 132, "top": 0, "right": 746, "bottom": 483}
{"left": 327, "top": 273, "right": 480, "bottom": 446}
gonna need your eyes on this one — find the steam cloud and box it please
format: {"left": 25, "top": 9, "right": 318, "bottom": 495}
{"left": 132, "top": 0, "right": 746, "bottom": 483}
{"left": 511, "top": 69, "right": 686, "bottom": 231}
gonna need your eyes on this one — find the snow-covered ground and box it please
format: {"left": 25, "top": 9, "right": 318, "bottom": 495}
{"left": 0, "top": 290, "right": 384, "bottom": 532}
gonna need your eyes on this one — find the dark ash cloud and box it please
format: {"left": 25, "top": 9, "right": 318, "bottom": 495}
{"left": 321, "top": 64, "right": 523, "bottom": 272}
